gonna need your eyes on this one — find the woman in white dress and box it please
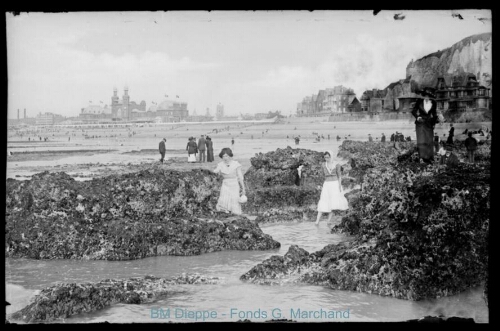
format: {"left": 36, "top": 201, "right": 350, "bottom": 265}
{"left": 315, "top": 150, "right": 349, "bottom": 225}
{"left": 213, "top": 148, "right": 246, "bottom": 215}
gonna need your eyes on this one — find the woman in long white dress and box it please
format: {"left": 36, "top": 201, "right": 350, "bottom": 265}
{"left": 315, "top": 150, "right": 349, "bottom": 225}
{"left": 213, "top": 148, "right": 246, "bottom": 215}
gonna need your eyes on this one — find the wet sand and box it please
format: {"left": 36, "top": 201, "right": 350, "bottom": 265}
{"left": 7, "top": 117, "right": 491, "bottom": 180}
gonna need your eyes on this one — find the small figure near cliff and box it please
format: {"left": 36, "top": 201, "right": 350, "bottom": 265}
{"left": 433, "top": 132, "right": 440, "bottom": 153}
{"left": 213, "top": 148, "right": 246, "bottom": 215}
{"left": 464, "top": 132, "right": 478, "bottom": 163}
{"left": 446, "top": 123, "right": 455, "bottom": 145}
{"left": 315, "top": 151, "right": 349, "bottom": 225}
{"left": 412, "top": 89, "right": 439, "bottom": 163}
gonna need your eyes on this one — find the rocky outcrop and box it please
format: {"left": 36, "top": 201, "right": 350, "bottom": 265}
{"left": 5, "top": 169, "right": 280, "bottom": 260}
{"left": 406, "top": 33, "right": 492, "bottom": 94}
{"left": 8, "top": 274, "right": 220, "bottom": 323}
{"left": 243, "top": 147, "right": 355, "bottom": 219}
{"left": 241, "top": 140, "right": 490, "bottom": 301}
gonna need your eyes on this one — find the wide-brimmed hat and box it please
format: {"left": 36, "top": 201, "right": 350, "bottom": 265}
{"left": 418, "top": 88, "right": 436, "bottom": 99}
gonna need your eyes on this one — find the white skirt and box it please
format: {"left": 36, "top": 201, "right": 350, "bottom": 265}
{"left": 188, "top": 154, "right": 197, "bottom": 162}
{"left": 216, "top": 178, "right": 242, "bottom": 215}
{"left": 317, "top": 180, "right": 349, "bottom": 213}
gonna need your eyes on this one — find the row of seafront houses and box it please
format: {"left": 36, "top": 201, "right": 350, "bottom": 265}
{"left": 10, "top": 87, "right": 272, "bottom": 127}
{"left": 297, "top": 73, "right": 491, "bottom": 120}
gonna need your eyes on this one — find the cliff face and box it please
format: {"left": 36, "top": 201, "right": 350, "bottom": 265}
{"left": 406, "top": 33, "right": 492, "bottom": 93}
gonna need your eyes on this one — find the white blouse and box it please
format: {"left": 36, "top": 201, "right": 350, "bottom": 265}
{"left": 214, "top": 160, "right": 242, "bottom": 179}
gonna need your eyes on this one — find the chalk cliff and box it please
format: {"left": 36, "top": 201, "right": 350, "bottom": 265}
{"left": 406, "top": 33, "right": 492, "bottom": 93}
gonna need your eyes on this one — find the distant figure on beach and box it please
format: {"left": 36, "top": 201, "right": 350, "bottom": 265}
{"left": 464, "top": 132, "right": 478, "bottom": 163}
{"left": 213, "top": 148, "right": 246, "bottom": 215}
{"left": 231, "top": 138, "right": 235, "bottom": 147}
{"left": 412, "top": 89, "right": 439, "bottom": 163}
{"left": 159, "top": 138, "right": 167, "bottom": 163}
{"left": 206, "top": 136, "right": 214, "bottom": 162}
{"left": 446, "top": 123, "right": 455, "bottom": 145}
{"left": 381, "top": 133, "right": 386, "bottom": 143}
{"left": 315, "top": 151, "right": 348, "bottom": 225}
{"left": 186, "top": 137, "right": 198, "bottom": 163}
{"left": 198, "top": 135, "right": 207, "bottom": 163}
{"left": 390, "top": 133, "right": 395, "bottom": 142}
{"left": 368, "top": 134, "right": 373, "bottom": 142}
{"left": 295, "top": 136, "right": 300, "bottom": 145}
{"left": 336, "top": 135, "right": 341, "bottom": 141}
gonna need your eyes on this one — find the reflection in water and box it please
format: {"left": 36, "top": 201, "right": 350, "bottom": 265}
{"left": 5, "top": 221, "right": 488, "bottom": 323}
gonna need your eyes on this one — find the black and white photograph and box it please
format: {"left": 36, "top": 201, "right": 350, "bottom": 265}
{"left": 5, "top": 10, "right": 491, "bottom": 323}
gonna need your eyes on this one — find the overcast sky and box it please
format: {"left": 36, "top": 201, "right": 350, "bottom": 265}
{"left": 6, "top": 10, "right": 491, "bottom": 118}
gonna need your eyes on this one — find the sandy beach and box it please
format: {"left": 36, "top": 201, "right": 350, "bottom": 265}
{"left": 6, "top": 117, "right": 491, "bottom": 180}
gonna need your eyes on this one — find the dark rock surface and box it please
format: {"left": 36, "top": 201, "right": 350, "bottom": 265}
{"left": 242, "top": 140, "right": 490, "bottom": 301}
{"left": 8, "top": 274, "right": 220, "bottom": 323}
{"left": 243, "top": 147, "right": 354, "bottom": 217}
{"left": 5, "top": 169, "right": 280, "bottom": 260}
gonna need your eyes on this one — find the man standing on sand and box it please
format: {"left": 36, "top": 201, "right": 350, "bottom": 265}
{"left": 198, "top": 135, "right": 207, "bottom": 163}
{"left": 159, "top": 138, "right": 166, "bottom": 163}
{"left": 381, "top": 133, "right": 386, "bottom": 143}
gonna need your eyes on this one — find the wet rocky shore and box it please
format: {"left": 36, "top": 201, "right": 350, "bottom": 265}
{"left": 6, "top": 139, "right": 490, "bottom": 322}
{"left": 241, "top": 140, "right": 490, "bottom": 303}
{"left": 9, "top": 274, "right": 221, "bottom": 323}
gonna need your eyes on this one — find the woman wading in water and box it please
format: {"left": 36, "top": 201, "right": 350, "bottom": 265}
{"left": 315, "top": 151, "right": 349, "bottom": 225}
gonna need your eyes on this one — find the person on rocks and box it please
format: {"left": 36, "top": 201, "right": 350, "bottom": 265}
{"left": 446, "top": 123, "right": 455, "bottom": 145}
{"left": 315, "top": 150, "right": 349, "bottom": 225}
{"left": 206, "top": 136, "right": 214, "bottom": 162}
{"left": 381, "top": 133, "right": 386, "bottom": 143}
{"left": 186, "top": 137, "right": 198, "bottom": 163}
{"left": 159, "top": 138, "right": 167, "bottom": 163}
{"left": 368, "top": 134, "right": 373, "bottom": 142}
{"left": 433, "top": 132, "right": 440, "bottom": 154}
{"left": 198, "top": 135, "right": 207, "bottom": 163}
{"left": 213, "top": 148, "right": 246, "bottom": 215}
{"left": 464, "top": 132, "right": 478, "bottom": 163}
{"left": 411, "top": 89, "right": 442, "bottom": 163}
{"left": 439, "top": 144, "right": 459, "bottom": 167}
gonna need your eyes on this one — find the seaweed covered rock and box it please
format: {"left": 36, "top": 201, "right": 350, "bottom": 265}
{"left": 243, "top": 141, "right": 490, "bottom": 301}
{"left": 245, "top": 147, "right": 326, "bottom": 189}
{"left": 243, "top": 147, "right": 353, "bottom": 216}
{"left": 331, "top": 143, "right": 490, "bottom": 300}
{"left": 5, "top": 170, "right": 280, "bottom": 260}
{"left": 8, "top": 274, "right": 220, "bottom": 323}
{"left": 240, "top": 245, "right": 320, "bottom": 284}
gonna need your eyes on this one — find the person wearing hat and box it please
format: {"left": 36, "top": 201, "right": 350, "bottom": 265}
{"left": 439, "top": 144, "right": 459, "bottom": 167}
{"left": 158, "top": 138, "right": 166, "bottom": 163}
{"left": 464, "top": 131, "right": 478, "bottom": 163}
{"left": 446, "top": 123, "right": 455, "bottom": 145}
{"left": 197, "top": 135, "right": 207, "bottom": 163}
{"left": 186, "top": 137, "right": 198, "bottom": 163}
{"left": 411, "top": 88, "right": 440, "bottom": 163}
{"left": 206, "top": 136, "right": 214, "bottom": 162}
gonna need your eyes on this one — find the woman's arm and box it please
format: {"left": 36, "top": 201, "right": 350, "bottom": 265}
{"left": 213, "top": 163, "right": 221, "bottom": 174}
{"left": 236, "top": 166, "right": 246, "bottom": 195}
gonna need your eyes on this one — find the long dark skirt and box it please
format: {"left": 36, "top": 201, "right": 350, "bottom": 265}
{"left": 207, "top": 148, "right": 214, "bottom": 162}
{"left": 415, "top": 123, "right": 434, "bottom": 161}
